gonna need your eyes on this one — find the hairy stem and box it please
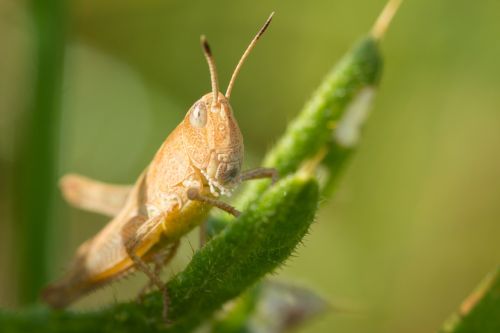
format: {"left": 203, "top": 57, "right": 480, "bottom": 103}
{"left": 1, "top": 174, "right": 319, "bottom": 333}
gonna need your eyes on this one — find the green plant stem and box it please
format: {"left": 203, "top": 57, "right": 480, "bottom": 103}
{"left": 14, "top": 0, "right": 66, "bottom": 304}
{"left": 0, "top": 173, "right": 319, "bottom": 333}
{"left": 209, "top": 36, "right": 383, "bottom": 237}
{"left": 261, "top": 37, "right": 382, "bottom": 177}
{"left": 203, "top": 32, "right": 385, "bottom": 332}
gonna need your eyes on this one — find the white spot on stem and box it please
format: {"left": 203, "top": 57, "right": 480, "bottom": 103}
{"left": 334, "top": 87, "right": 376, "bottom": 148}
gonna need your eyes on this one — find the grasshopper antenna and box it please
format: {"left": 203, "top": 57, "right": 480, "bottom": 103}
{"left": 201, "top": 35, "right": 220, "bottom": 106}
{"left": 225, "top": 12, "right": 274, "bottom": 99}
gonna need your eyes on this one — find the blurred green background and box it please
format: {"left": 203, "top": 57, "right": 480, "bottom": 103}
{"left": 1, "top": 0, "right": 499, "bottom": 332}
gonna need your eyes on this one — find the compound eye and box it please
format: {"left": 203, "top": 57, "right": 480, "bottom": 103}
{"left": 190, "top": 102, "right": 207, "bottom": 128}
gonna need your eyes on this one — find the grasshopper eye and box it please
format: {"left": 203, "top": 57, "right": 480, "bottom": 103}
{"left": 190, "top": 102, "right": 208, "bottom": 128}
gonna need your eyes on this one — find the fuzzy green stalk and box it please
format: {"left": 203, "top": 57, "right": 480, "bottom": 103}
{"left": 208, "top": 36, "right": 383, "bottom": 237}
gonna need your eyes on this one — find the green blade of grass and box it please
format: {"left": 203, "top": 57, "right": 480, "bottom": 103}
{"left": 13, "top": 0, "right": 66, "bottom": 305}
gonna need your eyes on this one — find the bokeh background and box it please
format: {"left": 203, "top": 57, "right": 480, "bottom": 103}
{"left": 1, "top": 0, "right": 499, "bottom": 332}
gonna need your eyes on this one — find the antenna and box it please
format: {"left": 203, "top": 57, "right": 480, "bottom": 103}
{"left": 225, "top": 12, "right": 274, "bottom": 99}
{"left": 200, "top": 35, "right": 220, "bottom": 105}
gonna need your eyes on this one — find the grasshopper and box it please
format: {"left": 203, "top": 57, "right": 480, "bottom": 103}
{"left": 42, "top": 13, "right": 277, "bottom": 321}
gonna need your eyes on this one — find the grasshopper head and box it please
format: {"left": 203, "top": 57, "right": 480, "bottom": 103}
{"left": 182, "top": 93, "right": 243, "bottom": 189}
{"left": 182, "top": 14, "right": 273, "bottom": 194}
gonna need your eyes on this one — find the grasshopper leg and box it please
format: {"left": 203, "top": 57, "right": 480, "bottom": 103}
{"left": 193, "top": 168, "right": 278, "bottom": 246}
{"left": 187, "top": 188, "right": 241, "bottom": 217}
{"left": 192, "top": 168, "right": 277, "bottom": 246}
{"left": 126, "top": 242, "right": 171, "bottom": 323}
{"left": 137, "top": 241, "right": 180, "bottom": 302}
{"left": 238, "top": 167, "right": 279, "bottom": 184}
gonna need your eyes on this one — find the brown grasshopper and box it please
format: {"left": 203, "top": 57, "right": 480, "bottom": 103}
{"left": 42, "top": 13, "right": 277, "bottom": 321}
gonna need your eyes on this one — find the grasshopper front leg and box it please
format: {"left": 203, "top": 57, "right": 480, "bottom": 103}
{"left": 187, "top": 188, "right": 241, "bottom": 217}
{"left": 187, "top": 187, "right": 240, "bottom": 248}
{"left": 188, "top": 168, "right": 278, "bottom": 218}
{"left": 191, "top": 167, "right": 278, "bottom": 246}
{"left": 237, "top": 167, "right": 279, "bottom": 184}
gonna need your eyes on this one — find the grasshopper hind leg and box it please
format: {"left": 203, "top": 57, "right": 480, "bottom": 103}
{"left": 137, "top": 241, "right": 180, "bottom": 303}
{"left": 123, "top": 215, "right": 176, "bottom": 324}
